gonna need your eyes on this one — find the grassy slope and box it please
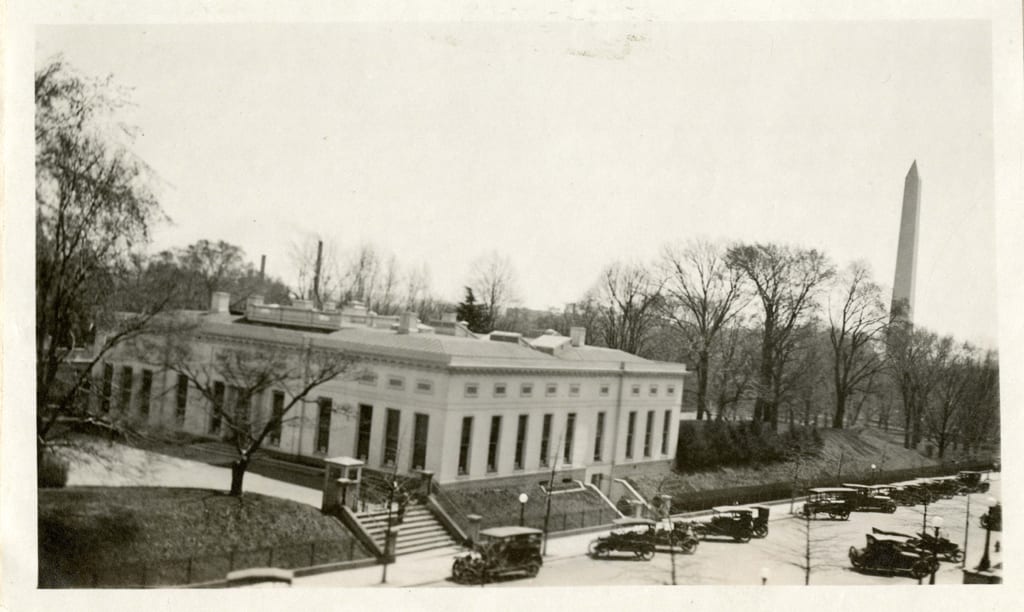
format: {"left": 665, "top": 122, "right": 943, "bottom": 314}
{"left": 628, "top": 427, "right": 958, "bottom": 498}
{"left": 38, "top": 486, "right": 371, "bottom": 586}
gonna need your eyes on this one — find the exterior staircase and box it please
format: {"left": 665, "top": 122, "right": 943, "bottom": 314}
{"left": 357, "top": 503, "right": 460, "bottom": 556}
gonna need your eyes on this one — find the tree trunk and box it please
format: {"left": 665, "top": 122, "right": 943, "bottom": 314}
{"left": 696, "top": 350, "right": 710, "bottom": 421}
{"left": 832, "top": 390, "right": 846, "bottom": 429}
{"left": 230, "top": 458, "right": 249, "bottom": 496}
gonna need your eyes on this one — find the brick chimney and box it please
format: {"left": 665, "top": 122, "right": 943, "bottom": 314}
{"left": 569, "top": 326, "right": 586, "bottom": 347}
{"left": 210, "top": 291, "right": 230, "bottom": 314}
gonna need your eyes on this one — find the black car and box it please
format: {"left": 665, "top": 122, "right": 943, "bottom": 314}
{"left": 691, "top": 506, "right": 754, "bottom": 542}
{"left": 842, "top": 483, "right": 898, "bottom": 513}
{"left": 849, "top": 533, "right": 939, "bottom": 579}
{"left": 802, "top": 487, "right": 855, "bottom": 520}
{"left": 452, "top": 526, "right": 543, "bottom": 583}
{"left": 588, "top": 518, "right": 657, "bottom": 560}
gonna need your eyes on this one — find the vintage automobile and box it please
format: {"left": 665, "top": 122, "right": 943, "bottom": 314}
{"left": 871, "top": 527, "right": 963, "bottom": 563}
{"left": 750, "top": 505, "right": 770, "bottom": 538}
{"left": 588, "top": 518, "right": 657, "bottom": 560}
{"left": 651, "top": 519, "right": 700, "bottom": 554}
{"left": 956, "top": 471, "right": 991, "bottom": 494}
{"left": 921, "top": 476, "right": 960, "bottom": 499}
{"left": 887, "top": 481, "right": 925, "bottom": 506}
{"left": 801, "top": 487, "right": 855, "bottom": 520}
{"left": 980, "top": 502, "right": 1002, "bottom": 531}
{"left": 842, "top": 483, "right": 898, "bottom": 513}
{"left": 691, "top": 506, "right": 754, "bottom": 542}
{"left": 849, "top": 533, "right": 940, "bottom": 579}
{"left": 451, "top": 526, "right": 543, "bottom": 583}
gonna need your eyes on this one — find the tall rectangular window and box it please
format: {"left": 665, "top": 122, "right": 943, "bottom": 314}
{"left": 175, "top": 375, "right": 189, "bottom": 423}
{"left": 661, "top": 410, "right": 671, "bottom": 455}
{"left": 139, "top": 370, "right": 153, "bottom": 417}
{"left": 210, "top": 381, "right": 225, "bottom": 434}
{"left": 315, "top": 397, "right": 332, "bottom": 453}
{"left": 411, "top": 413, "right": 429, "bottom": 470}
{"left": 626, "top": 411, "right": 637, "bottom": 459}
{"left": 119, "top": 366, "right": 133, "bottom": 411}
{"left": 593, "top": 412, "right": 606, "bottom": 461}
{"left": 487, "top": 416, "right": 502, "bottom": 472}
{"left": 458, "top": 416, "right": 473, "bottom": 475}
{"left": 563, "top": 413, "right": 576, "bottom": 464}
{"left": 514, "top": 414, "right": 528, "bottom": 469}
{"left": 383, "top": 408, "right": 400, "bottom": 466}
{"left": 644, "top": 410, "right": 654, "bottom": 457}
{"left": 539, "top": 414, "right": 553, "bottom": 466}
{"left": 356, "top": 404, "right": 373, "bottom": 460}
{"left": 101, "top": 363, "right": 114, "bottom": 412}
{"left": 269, "top": 391, "right": 285, "bottom": 446}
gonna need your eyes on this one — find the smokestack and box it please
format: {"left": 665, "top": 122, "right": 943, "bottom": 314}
{"left": 259, "top": 254, "right": 266, "bottom": 283}
{"left": 312, "top": 240, "right": 324, "bottom": 309}
{"left": 569, "top": 326, "right": 586, "bottom": 347}
{"left": 398, "top": 312, "right": 418, "bottom": 335}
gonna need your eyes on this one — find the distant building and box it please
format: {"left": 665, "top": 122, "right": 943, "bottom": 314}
{"left": 96, "top": 293, "right": 687, "bottom": 490}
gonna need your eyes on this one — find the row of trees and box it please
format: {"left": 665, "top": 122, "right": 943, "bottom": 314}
{"left": 544, "top": 241, "right": 998, "bottom": 457}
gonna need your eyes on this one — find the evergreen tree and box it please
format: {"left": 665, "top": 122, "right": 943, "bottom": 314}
{"left": 456, "top": 287, "right": 487, "bottom": 333}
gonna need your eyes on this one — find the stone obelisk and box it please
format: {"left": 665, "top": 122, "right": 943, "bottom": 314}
{"left": 891, "top": 161, "right": 921, "bottom": 322}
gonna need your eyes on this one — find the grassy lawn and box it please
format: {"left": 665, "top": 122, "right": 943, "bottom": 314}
{"left": 39, "top": 486, "right": 372, "bottom": 587}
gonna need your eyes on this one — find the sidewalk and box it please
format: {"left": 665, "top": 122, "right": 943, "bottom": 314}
{"left": 296, "top": 498, "right": 799, "bottom": 587}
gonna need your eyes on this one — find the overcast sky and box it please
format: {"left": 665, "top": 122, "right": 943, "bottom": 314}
{"left": 37, "top": 20, "right": 996, "bottom": 346}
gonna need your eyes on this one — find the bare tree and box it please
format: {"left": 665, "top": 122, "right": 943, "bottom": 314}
{"left": 885, "top": 324, "right": 945, "bottom": 449}
{"left": 725, "top": 243, "right": 835, "bottom": 430}
{"left": 150, "top": 329, "right": 358, "bottom": 495}
{"left": 468, "top": 251, "right": 521, "bottom": 331}
{"left": 827, "top": 262, "right": 888, "bottom": 428}
{"left": 591, "top": 261, "right": 664, "bottom": 356}
{"left": 35, "top": 58, "right": 176, "bottom": 459}
{"left": 707, "top": 323, "right": 758, "bottom": 421}
{"left": 660, "top": 240, "right": 749, "bottom": 420}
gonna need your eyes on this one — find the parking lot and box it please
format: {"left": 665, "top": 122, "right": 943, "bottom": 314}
{"left": 301, "top": 473, "right": 1001, "bottom": 587}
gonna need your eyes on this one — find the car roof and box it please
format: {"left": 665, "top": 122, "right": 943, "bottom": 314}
{"left": 869, "top": 534, "right": 907, "bottom": 543}
{"left": 612, "top": 517, "right": 656, "bottom": 526}
{"left": 809, "top": 487, "right": 856, "bottom": 493}
{"left": 712, "top": 506, "right": 753, "bottom": 513}
{"left": 479, "top": 526, "right": 543, "bottom": 538}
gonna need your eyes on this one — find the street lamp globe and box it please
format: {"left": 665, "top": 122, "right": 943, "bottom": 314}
{"left": 519, "top": 493, "right": 529, "bottom": 504}
{"left": 986, "top": 496, "right": 998, "bottom": 508}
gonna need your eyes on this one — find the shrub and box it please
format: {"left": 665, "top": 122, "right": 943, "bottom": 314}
{"left": 675, "top": 420, "right": 822, "bottom": 471}
{"left": 38, "top": 451, "right": 69, "bottom": 488}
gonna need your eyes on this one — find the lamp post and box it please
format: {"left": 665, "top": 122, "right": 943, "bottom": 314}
{"left": 760, "top": 567, "right": 770, "bottom": 586}
{"left": 870, "top": 464, "right": 877, "bottom": 484}
{"left": 519, "top": 493, "right": 529, "bottom": 526}
{"left": 929, "top": 516, "right": 943, "bottom": 585}
{"left": 976, "top": 496, "right": 997, "bottom": 572}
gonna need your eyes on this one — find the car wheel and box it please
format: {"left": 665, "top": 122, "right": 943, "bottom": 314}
{"left": 525, "top": 561, "right": 540, "bottom": 578}
{"left": 681, "top": 540, "right": 697, "bottom": 554}
{"left": 848, "top": 547, "right": 861, "bottom": 568}
{"left": 452, "top": 563, "right": 464, "bottom": 583}
{"left": 910, "top": 561, "right": 930, "bottom": 580}
{"left": 885, "top": 504, "right": 897, "bottom": 514}
{"left": 753, "top": 525, "right": 768, "bottom": 538}
{"left": 735, "top": 533, "right": 752, "bottom": 543}
{"left": 588, "top": 540, "right": 601, "bottom": 557}
{"left": 639, "top": 546, "right": 655, "bottom": 561}
{"left": 949, "top": 550, "right": 964, "bottom": 563}
{"left": 981, "top": 483, "right": 990, "bottom": 493}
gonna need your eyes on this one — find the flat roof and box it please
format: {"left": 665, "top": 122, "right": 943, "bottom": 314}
{"left": 808, "top": 487, "right": 856, "bottom": 493}
{"left": 712, "top": 506, "right": 753, "bottom": 513}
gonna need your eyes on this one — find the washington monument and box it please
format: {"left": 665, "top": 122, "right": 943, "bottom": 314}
{"left": 891, "top": 160, "right": 921, "bottom": 322}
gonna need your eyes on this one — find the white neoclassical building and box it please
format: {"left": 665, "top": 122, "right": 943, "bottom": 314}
{"left": 97, "top": 293, "right": 687, "bottom": 491}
